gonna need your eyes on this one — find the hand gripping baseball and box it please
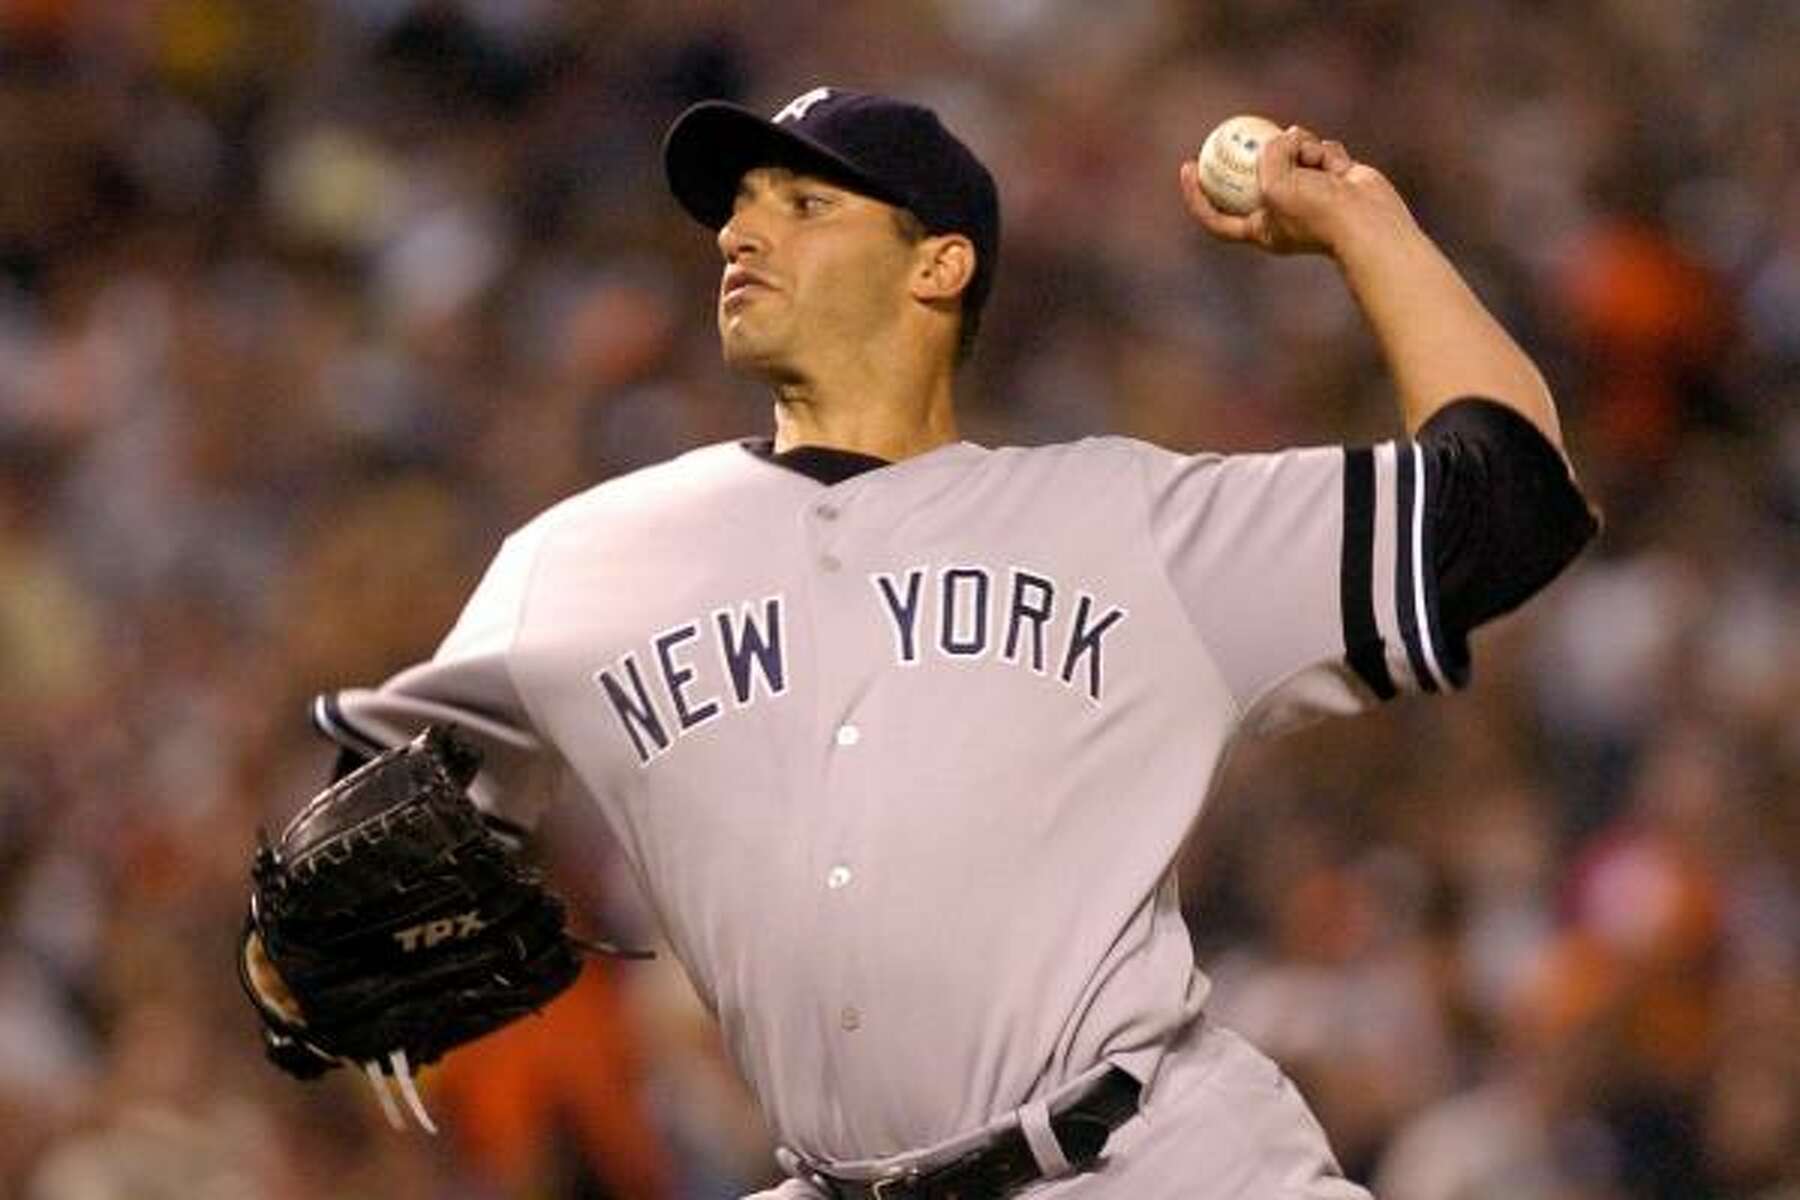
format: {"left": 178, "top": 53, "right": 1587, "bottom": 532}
{"left": 1181, "top": 125, "right": 1414, "bottom": 257}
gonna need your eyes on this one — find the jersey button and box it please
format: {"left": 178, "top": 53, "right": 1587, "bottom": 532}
{"left": 834, "top": 724, "right": 861, "bottom": 747}
{"left": 820, "top": 554, "right": 842, "bottom": 573}
{"left": 826, "top": 865, "right": 853, "bottom": 889}
{"left": 815, "top": 503, "right": 840, "bottom": 521}
{"left": 840, "top": 1006, "right": 861, "bottom": 1032}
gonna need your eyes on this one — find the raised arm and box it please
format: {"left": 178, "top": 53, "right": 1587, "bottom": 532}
{"left": 1180, "top": 127, "right": 1565, "bottom": 451}
{"left": 1178, "top": 123, "right": 1598, "bottom": 657}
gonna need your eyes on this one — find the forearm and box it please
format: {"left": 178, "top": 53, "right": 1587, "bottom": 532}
{"left": 1334, "top": 209, "right": 1564, "bottom": 449}
{"left": 1180, "top": 125, "right": 1596, "bottom": 648}
{"left": 1181, "top": 125, "right": 1571, "bottom": 456}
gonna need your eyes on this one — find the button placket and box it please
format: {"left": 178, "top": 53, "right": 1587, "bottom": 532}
{"left": 803, "top": 486, "right": 873, "bottom": 1049}
{"left": 810, "top": 495, "right": 845, "bottom": 572}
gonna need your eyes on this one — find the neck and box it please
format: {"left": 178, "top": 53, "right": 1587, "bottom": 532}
{"left": 767, "top": 346, "right": 959, "bottom": 462}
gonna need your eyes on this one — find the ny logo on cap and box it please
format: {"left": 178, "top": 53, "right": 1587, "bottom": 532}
{"left": 774, "top": 87, "right": 833, "bottom": 125}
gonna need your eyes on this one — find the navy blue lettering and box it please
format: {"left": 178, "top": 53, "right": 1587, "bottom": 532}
{"left": 940, "top": 567, "right": 990, "bottom": 657}
{"left": 596, "top": 655, "right": 669, "bottom": 764}
{"left": 873, "top": 570, "right": 927, "bottom": 663}
{"left": 654, "top": 623, "right": 720, "bottom": 731}
{"left": 1003, "top": 570, "right": 1055, "bottom": 672}
{"left": 716, "top": 598, "right": 787, "bottom": 704}
{"left": 1059, "top": 594, "right": 1128, "bottom": 703}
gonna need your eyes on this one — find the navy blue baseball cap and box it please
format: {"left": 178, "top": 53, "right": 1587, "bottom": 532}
{"left": 663, "top": 86, "right": 1000, "bottom": 322}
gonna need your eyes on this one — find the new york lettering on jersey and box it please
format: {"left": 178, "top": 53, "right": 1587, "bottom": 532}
{"left": 592, "top": 596, "right": 790, "bottom": 766}
{"left": 870, "top": 566, "right": 1126, "bottom": 702}
{"left": 594, "top": 563, "right": 1128, "bottom": 766}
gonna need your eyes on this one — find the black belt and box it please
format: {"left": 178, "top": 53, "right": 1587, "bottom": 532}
{"left": 801, "top": 1067, "right": 1141, "bottom": 1200}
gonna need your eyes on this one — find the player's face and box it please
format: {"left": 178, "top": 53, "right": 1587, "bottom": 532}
{"left": 716, "top": 167, "right": 921, "bottom": 376}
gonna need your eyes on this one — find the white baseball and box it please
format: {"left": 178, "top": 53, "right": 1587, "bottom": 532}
{"left": 1196, "top": 115, "right": 1283, "bottom": 216}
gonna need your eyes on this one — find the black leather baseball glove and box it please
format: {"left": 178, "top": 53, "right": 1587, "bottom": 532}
{"left": 238, "top": 725, "right": 646, "bottom": 1130}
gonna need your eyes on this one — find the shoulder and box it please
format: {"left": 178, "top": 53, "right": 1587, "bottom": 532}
{"left": 984, "top": 435, "right": 1165, "bottom": 464}
{"left": 435, "top": 444, "right": 764, "bottom": 644}
{"left": 943, "top": 439, "right": 1248, "bottom": 520}
{"left": 554, "top": 441, "right": 765, "bottom": 515}
{"left": 972, "top": 436, "right": 1209, "bottom": 484}
{"left": 513, "top": 440, "right": 770, "bottom": 538}
{"left": 455, "top": 441, "right": 771, "bottom": 587}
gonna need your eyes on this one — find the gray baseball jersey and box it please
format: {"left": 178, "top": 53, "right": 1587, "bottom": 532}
{"left": 316, "top": 432, "right": 1460, "bottom": 1170}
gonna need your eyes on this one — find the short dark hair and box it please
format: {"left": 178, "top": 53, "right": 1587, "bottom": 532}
{"left": 891, "top": 207, "right": 982, "bottom": 365}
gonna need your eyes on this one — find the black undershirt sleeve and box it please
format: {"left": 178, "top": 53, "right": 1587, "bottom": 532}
{"left": 1417, "top": 397, "right": 1600, "bottom": 640}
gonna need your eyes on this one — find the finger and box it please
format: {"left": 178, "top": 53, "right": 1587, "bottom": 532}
{"left": 1257, "top": 127, "right": 1303, "bottom": 193}
{"left": 1179, "top": 160, "right": 1256, "bottom": 242}
{"left": 1289, "top": 123, "right": 1327, "bottom": 169}
{"left": 1265, "top": 126, "right": 1307, "bottom": 168}
{"left": 1292, "top": 125, "right": 1344, "bottom": 172}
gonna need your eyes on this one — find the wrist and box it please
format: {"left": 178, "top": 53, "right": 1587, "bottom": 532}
{"left": 1329, "top": 203, "right": 1437, "bottom": 296}
{"left": 1334, "top": 197, "right": 1418, "bottom": 253}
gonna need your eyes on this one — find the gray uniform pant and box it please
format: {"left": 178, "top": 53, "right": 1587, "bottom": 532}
{"left": 749, "top": 1015, "right": 1373, "bottom": 1199}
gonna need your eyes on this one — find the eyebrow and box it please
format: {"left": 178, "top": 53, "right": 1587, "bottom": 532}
{"left": 735, "top": 167, "right": 860, "bottom": 203}
{"left": 735, "top": 167, "right": 801, "bottom": 201}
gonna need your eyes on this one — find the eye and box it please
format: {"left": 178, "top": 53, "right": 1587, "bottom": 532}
{"left": 793, "top": 191, "right": 835, "bottom": 217}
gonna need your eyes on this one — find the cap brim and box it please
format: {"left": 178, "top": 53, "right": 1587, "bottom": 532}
{"left": 663, "top": 101, "right": 904, "bottom": 229}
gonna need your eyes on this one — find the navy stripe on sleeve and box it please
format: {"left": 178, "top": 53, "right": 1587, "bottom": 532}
{"left": 311, "top": 692, "right": 386, "bottom": 758}
{"left": 1394, "top": 445, "right": 1440, "bottom": 693}
{"left": 1340, "top": 447, "right": 1397, "bottom": 700}
{"left": 1414, "top": 446, "right": 1469, "bottom": 689}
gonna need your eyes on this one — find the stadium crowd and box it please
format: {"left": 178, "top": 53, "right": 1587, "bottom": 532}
{"left": 0, "top": 1, "right": 1795, "bottom": 1197}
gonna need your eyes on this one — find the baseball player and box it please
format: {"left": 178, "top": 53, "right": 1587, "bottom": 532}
{"left": 299, "top": 87, "right": 1596, "bottom": 1197}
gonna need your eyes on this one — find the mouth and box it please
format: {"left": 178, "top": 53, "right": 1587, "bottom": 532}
{"left": 720, "top": 268, "right": 774, "bottom": 313}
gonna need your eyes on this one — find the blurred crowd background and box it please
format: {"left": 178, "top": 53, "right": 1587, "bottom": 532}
{"left": 0, "top": 1, "right": 1795, "bottom": 1197}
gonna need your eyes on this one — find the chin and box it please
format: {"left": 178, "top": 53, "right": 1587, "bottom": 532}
{"left": 720, "top": 328, "right": 791, "bottom": 378}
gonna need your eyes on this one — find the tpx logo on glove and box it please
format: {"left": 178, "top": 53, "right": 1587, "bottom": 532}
{"left": 393, "top": 910, "right": 487, "bottom": 952}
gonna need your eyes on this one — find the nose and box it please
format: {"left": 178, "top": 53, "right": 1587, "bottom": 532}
{"left": 718, "top": 207, "right": 768, "bottom": 263}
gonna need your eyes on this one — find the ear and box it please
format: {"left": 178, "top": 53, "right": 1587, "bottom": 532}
{"left": 909, "top": 234, "right": 976, "bottom": 304}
